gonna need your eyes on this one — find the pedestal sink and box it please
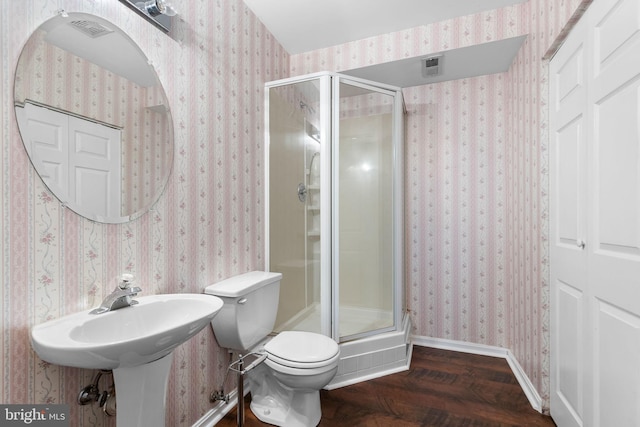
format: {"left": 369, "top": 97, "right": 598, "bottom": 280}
{"left": 30, "top": 294, "right": 223, "bottom": 427}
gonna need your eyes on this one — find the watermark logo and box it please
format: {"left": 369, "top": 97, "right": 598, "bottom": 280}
{"left": 0, "top": 405, "right": 69, "bottom": 426}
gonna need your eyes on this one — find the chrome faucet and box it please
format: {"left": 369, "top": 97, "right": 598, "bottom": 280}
{"left": 90, "top": 274, "right": 142, "bottom": 314}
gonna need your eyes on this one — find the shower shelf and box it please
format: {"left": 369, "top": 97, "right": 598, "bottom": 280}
{"left": 307, "top": 231, "right": 320, "bottom": 238}
{"left": 307, "top": 206, "right": 320, "bottom": 212}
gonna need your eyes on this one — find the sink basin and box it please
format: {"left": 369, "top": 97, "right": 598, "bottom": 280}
{"left": 31, "top": 293, "right": 223, "bottom": 369}
{"left": 30, "top": 292, "right": 223, "bottom": 427}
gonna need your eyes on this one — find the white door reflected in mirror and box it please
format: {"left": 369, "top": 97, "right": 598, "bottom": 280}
{"left": 16, "top": 102, "right": 122, "bottom": 220}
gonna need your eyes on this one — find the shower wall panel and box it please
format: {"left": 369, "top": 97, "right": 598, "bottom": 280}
{"left": 268, "top": 91, "right": 307, "bottom": 328}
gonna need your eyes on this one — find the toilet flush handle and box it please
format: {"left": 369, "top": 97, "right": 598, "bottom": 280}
{"left": 238, "top": 298, "right": 248, "bottom": 304}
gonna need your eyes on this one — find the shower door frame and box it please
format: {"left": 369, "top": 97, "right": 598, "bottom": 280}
{"left": 264, "top": 71, "right": 404, "bottom": 343}
{"left": 264, "top": 73, "right": 334, "bottom": 337}
{"left": 331, "top": 75, "right": 405, "bottom": 342}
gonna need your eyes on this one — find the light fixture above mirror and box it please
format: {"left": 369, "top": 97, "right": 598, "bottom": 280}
{"left": 118, "top": 0, "right": 175, "bottom": 33}
{"left": 136, "top": 0, "right": 177, "bottom": 17}
{"left": 13, "top": 11, "right": 174, "bottom": 223}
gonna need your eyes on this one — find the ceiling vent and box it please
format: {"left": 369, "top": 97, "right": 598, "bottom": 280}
{"left": 68, "top": 20, "right": 114, "bottom": 38}
{"left": 422, "top": 55, "right": 443, "bottom": 78}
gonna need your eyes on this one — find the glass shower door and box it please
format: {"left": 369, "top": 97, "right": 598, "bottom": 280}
{"left": 268, "top": 76, "right": 331, "bottom": 336}
{"left": 334, "top": 78, "right": 397, "bottom": 341}
{"left": 267, "top": 73, "right": 403, "bottom": 343}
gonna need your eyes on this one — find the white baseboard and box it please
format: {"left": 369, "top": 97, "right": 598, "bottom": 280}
{"left": 193, "top": 335, "right": 543, "bottom": 426}
{"left": 411, "top": 335, "right": 543, "bottom": 413}
{"left": 504, "top": 348, "right": 543, "bottom": 412}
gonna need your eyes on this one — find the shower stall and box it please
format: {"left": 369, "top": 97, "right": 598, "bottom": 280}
{"left": 265, "top": 72, "right": 410, "bottom": 386}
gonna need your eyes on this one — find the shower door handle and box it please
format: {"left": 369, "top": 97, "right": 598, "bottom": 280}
{"left": 297, "top": 183, "right": 307, "bottom": 202}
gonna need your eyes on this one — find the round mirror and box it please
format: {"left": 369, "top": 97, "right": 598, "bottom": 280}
{"left": 14, "top": 12, "right": 173, "bottom": 223}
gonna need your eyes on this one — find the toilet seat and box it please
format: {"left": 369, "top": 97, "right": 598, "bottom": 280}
{"left": 265, "top": 331, "right": 339, "bottom": 369}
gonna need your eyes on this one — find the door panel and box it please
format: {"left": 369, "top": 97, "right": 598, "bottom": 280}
{"left": 594, "top": 83, "right": 640, "bottom": 256}
{"left": 552, "top": 1, "right": 640, "bottom": 426}
{"left": 550, "top": 11, "right": 588, "bottom": 427}
{"left": 15, "top": 103, "right": 68, "bottom": 190}
{"left": 593, "top": 0, "right": 640, "bottom": 73}
{"left": 590, "top": 0, "right": 640, "bottom": 324}
{"left": 594, "top": 301, "right": 640, "bottom": 426}
{"left": 556, "top": 118, "right": 582, "bottom": 246}
{"left": 557, "top": 281, "right": 584, "bottom": 419}
{"left": 70, "top": 116, "right": 121, "bottom": 218}
{"left": 590, "top": 85, "right": 640, "bottom": 427}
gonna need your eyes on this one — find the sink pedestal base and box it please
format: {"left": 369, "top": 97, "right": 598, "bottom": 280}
{"left": 113, "top": 353, "right": 173, "bottom": 427}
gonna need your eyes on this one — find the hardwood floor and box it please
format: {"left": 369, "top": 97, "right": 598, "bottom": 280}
{"left": 216, "top": 346, "right": 556, "bottom": 426}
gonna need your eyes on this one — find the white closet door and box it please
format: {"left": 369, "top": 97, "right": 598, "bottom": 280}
{"left": 551, "top": 0, "right": 640, "bottom": 426}
{"left": 550, "top": 12, "right": 589, "bottom": 427}
{"left": 588, "top": 0, "right": 640, "bottom": 425}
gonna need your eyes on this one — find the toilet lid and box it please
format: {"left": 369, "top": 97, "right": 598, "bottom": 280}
{"left": 265, "top": 331, "right": 339, "bottom": 367}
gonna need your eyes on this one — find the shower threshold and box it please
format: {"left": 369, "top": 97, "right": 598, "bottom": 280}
{"left": 276, "top": 303, "right": 394, "bottom": 338}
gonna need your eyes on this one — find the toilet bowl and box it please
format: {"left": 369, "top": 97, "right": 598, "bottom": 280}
{"left": 204, "top": 271, "right": 340, "bottom": 427}
{"left": 249, "top": 331, "right": 339, "bottom": 427}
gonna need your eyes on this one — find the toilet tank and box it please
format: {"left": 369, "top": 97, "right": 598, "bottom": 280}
{"left": 204, "top": 271, "right": 281, "bottom": 352}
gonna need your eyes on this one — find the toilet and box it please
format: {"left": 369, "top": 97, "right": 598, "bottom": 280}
{"left": 204, "top": 271, "right": 339, "bottom": 427}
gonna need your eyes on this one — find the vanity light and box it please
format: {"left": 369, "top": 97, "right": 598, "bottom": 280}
{"left": 135, "top": 0, "right": 177, "bottom": 17}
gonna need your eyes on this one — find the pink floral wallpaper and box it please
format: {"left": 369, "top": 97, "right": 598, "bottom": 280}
{"left": 506, "top": 0, "right": 589, "bottom": 409}
{"left": 1, "top": 0, "right": 590, "bottom": 423}
{"left": 404, "top": 76, "right": 507, "bottom": 347}
{"left": 290, "top": 0, "right": 587, "bottom": 411}
{"left": 1, "top": 0, "right": 287, "bottom": 425}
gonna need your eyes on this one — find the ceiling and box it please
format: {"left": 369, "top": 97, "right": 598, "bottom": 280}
{"left": 243, "top": 0, "right": 528, "bottom": 87}
{"left": 41, "top": 13, "right": 157, "bottom": 87}
{"left": 343, "top": 36, "right": 526, "bottom": 88}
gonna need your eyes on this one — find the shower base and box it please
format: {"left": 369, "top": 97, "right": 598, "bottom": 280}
{"left": 327, "top": 313, "right": 412, "bottom": 389}
{"left": 277, "top": 303, "right": 393, "bottom": 337}
{"left": 276, "top": 305, "right": 412, "bottom": 389}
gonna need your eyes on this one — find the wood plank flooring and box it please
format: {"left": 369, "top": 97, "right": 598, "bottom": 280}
{"left": 216, "top": 346, "right": 556, "bottom": 426}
